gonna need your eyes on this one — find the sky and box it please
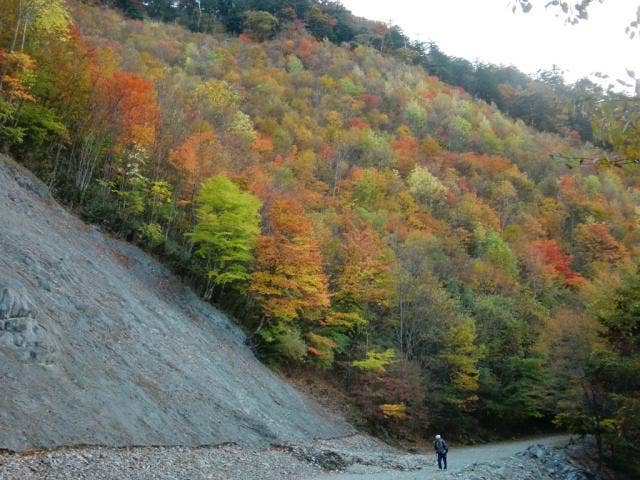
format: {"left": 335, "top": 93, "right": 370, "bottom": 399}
{"left": 340, "top": 0, "right": 640, "bottom": 92}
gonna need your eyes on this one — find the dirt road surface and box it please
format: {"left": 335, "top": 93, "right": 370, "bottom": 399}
{"left": 314, "top": 435, "right": 572, "bottom": 479}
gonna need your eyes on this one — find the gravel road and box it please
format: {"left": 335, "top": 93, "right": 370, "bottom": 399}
{"left": 313, "top": 435, "right": 572, "bottom": 479}
{"left": 0, "top": 434, "right": 593, "bottom": 480}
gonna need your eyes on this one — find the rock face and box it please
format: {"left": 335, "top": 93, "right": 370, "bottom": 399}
{"left": 0, "top": 155, "right": 351, "bottom": 451}
{"left": 0, "top": 285, "right": 35, "bottom": 319}
{"left": 0, "top": 285, "right": 57, "bottom": 364}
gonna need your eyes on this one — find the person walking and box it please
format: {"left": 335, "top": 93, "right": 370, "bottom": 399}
{"left": 433, "top": 434, "right": 448, "bottom": 470}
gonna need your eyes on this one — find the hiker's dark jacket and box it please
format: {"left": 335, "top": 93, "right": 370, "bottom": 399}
{"left": 434, "top": 438, "right": 448, "bottom": 454}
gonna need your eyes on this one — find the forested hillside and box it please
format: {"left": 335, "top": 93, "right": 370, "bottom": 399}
{"left": 1, "top": 0, "right": 639, "bottom": 475}
{"left": 99, "top": 0, "right": 615, "bottom": 141}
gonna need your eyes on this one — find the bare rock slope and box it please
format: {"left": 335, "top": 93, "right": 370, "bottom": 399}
{"left": 0, "top": 155, "right": 351, "bottom": 451}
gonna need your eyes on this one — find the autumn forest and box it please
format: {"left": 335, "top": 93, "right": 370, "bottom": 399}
{"left": 1, "top": 0, "right": 639, "bottom": 475}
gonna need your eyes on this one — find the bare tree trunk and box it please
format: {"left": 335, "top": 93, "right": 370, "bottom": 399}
{"left": 48, "top": 142, "right": 63, "bottom": 191}
{"left": 165, "top": 197, "right": 178, "bottom": 242}
{"left": 399, "top": 296, "right": 405, "bottom": 360}
{"left": 253, "top": 316, "right": 265, "bottom": 335}
{"left": 10, "top": 0, "right": 23, "bottom": 52}
{"left": 75, "top": 137, "right": 100, "bottom": 201}
{"left": 80, "top": 152, "right": 98, "bottom": 204}
{"left": 75, "top": 138, "right": 92, "bottom": 191}
{"left": 20, "top": 19, "right": 28, "bottom": 51}
{"left": 204, "top": 277, "right": 214, "bottom": 300}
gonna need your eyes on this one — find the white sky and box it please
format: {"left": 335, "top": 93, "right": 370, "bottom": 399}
{"left": 341, "top": 0, "right": 640, "bottom": 92}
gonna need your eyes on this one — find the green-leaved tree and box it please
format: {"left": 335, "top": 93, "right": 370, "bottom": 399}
{"left": 188, "top": 175, "right": 261, "bottom": 299}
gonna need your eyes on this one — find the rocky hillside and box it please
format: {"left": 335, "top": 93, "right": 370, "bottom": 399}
{"left": 0, "top": 154, "right": 351, "bottom": 452}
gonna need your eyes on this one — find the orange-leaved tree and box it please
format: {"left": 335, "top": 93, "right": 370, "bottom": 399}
{"left": 169, "top": 129, "right": 224, "bottom": 203}
{"left": 96, "top": 71, "right": 160, "bottom": 151}
{"left": 530, "top": 239, "right": 586, "bottom": 287}
{"left": 251, "top": 195, "right": 330, "bottom": 362}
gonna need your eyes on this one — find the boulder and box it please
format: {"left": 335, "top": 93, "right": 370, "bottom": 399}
{"left": 0, "top": 285, "right": 34, "bottom": 320}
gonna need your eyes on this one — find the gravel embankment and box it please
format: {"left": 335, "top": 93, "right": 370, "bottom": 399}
{"left": 0, "top": 433, "right": 396, "bottom": 480}
{"left": 0, "top": 443, "right": 321, "bottom": 480}
{"left": 0, "top": 154, "right": 350, "bottom": 451}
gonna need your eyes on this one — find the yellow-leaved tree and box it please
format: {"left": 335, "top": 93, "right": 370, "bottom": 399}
{"left": 2, "top": 0, "right": 70, "bottom": 52}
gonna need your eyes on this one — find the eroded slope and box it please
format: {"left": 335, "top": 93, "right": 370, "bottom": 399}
{"left": 0, "top": 155, "right": 351, "bottom": 451}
